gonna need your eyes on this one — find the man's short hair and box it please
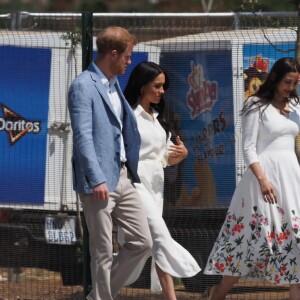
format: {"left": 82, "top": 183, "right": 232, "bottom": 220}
{"left": 96, "top": 26, "right": 137, "bottom": 56}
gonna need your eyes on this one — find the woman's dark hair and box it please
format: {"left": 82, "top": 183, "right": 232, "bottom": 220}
{"left": 124, "top": 61, "right": 170, "bottom": 136}
{"left": 242, "top": 57, "right": 300, "bottom": 115}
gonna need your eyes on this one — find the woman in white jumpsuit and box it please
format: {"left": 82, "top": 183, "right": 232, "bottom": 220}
{"left": 123, "top": 61, "right": 201, "bottom": 299}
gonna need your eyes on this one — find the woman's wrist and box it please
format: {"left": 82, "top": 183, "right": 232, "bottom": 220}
{"left": 257, "top": 176, "right": 268, "bottom": 183}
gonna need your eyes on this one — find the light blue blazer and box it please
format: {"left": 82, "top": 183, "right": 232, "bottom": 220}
{"left": 68, "top": 63, "right": 141, "bottom": 194}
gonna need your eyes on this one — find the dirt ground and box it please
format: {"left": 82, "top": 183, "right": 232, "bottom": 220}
{"left": 0, "top": 268, "right": 82, "bottom": 300}
{"left": 0, "top": 268, "right": 290, "bottom": 300}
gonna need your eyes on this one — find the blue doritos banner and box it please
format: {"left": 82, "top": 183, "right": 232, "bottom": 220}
{"left": 160, "top": 50, "right": 235, "bottom": 207}
{"left": 0, "top": 46, "right": 51, "bottom": 204}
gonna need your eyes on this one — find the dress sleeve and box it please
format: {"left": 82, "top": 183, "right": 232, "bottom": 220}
{"left": 166, "top": 132, "right": 174, "bottom": 148}
{"left": 242, "top": 100, "right": 260, "bottom": 167}
{"left": 164, "top": 132, "right": 174, "bottom": 167}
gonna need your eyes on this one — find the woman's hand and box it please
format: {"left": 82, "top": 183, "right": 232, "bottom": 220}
{"left": 168, "top": 136, "right": 188, "bottom": 165}
{"left": 249, "top": 162, "right": 277, "bottom": 204}
{"left": 258, "top": 178, "right": 277, "bottom": 204}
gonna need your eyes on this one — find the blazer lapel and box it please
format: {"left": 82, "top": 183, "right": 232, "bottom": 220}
{"left": 89, "top": 70, "right": 117, "bottom": 120}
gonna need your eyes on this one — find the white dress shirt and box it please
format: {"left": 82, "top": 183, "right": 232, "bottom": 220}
{"left": 92, "top": 61, "right": 126, "bottom": 162}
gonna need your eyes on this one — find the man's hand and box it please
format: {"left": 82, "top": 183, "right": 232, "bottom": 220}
{"left": 93, "top": 183, "right": 110, "bottom": 200}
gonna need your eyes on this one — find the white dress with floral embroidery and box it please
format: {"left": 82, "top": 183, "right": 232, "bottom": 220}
{"left": 122, "top": 104, "right": 200, "bottom": 291}
{"left": 204, "top": 97, "right": 300, "bottom": 285}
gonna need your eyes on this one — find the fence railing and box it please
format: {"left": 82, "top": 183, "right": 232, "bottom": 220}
{"left": 0, "top": 12, "right": 298, "bottom": 300}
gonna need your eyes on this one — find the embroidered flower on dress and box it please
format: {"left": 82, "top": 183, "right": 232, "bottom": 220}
{"left": 206, "top": 205, "right": 300, "bottom": 284}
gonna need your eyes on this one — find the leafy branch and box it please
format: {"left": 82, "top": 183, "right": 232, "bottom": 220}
{"left": 61, "top": 28, "right": 82, "bottom": 76}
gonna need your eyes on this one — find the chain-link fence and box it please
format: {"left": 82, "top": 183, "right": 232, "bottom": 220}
{"left": 0, "top": 11, "right": 298, "bottom": 300}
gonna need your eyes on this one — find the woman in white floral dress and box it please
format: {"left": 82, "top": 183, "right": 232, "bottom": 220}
{"left": 202, "top": 57, "right": 300, "bottom": 300}
{"left": 123, "top": 61, "right": 201, "bottom": 300}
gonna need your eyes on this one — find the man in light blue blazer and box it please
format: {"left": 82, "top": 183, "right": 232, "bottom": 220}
{"left": 68, "top": 26, "right": 152, "bottom": 300}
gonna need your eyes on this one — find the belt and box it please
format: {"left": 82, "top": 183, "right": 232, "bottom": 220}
{"left": 121, "top": 161, "right": 126, "bottom": 168}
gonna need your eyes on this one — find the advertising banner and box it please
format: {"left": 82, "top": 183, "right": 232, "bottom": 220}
{"left": 243, "top": 43, "right": 296, "bottom": 100}
{"left": 160, "top": 50, "right": 235, "bottom": 207}
{"left": 0, "top": 46, "right": 51, "bottom": 204}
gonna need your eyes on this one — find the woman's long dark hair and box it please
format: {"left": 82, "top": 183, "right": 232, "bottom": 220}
{"left": 124, "top": 61, "right": 170, "bottom": 136}
{"left": 242, "top": 57, "right": 300, "bottom": 115}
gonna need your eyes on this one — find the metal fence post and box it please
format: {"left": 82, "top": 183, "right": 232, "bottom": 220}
{"left": 81, "top": 11, "right": 93, "bottom": 299}
{"left": 82, "top": 12, "right": 93, "bottom": 71}
{"left": 10, "top": 12, "right": 22, "bottom": 30}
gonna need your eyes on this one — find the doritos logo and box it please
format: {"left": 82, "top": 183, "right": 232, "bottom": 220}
{"left": 186, "top": 61, "right": 218, "bottom": 119}
{"left": 0, "top": 104, "right": 41, "bottom": 145}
